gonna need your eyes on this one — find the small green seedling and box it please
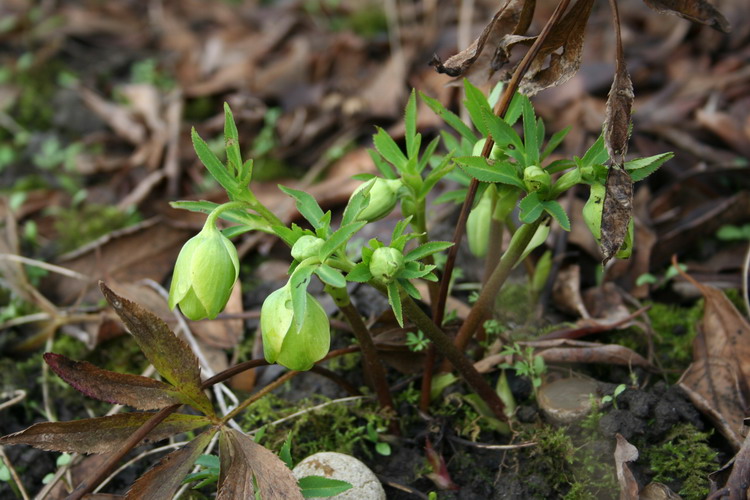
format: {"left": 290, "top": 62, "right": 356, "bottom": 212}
{"left": 600, "top": 384, "right": 627, "bottom": 409}
{"left": 405, "top": 330, "right": 430, "bottom": 352}
{"left": 636, "top": 263, "right": 688, "bottom": 288}
{"left": 499, "top": 343, "right": 547, "bottom": 395}
{"left": 41, "top": 452, "right": 72, "bottom": 484}
{"left": 364, "top": 421, "right": 392, "bottom": 456}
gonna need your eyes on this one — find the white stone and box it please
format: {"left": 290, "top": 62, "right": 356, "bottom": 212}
{"left": 292, "top": 452, "right": 386, "bottom": 500}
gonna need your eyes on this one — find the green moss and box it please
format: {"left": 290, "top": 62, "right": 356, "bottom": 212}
{"left": 53, "top": 203, "right": 141, "bottom": 252}
{"left": 644, "top": 423, "right": 718, "bottom": 499}
{"left": 647, "top": 302, "right": 703, "bottom": 381}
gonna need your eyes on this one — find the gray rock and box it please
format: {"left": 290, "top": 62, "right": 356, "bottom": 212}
{"left": 292, "top": 452, "right": 385, "bottom": 500}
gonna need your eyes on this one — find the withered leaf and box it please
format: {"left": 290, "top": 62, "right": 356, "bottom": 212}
{"left": 601, "top": 166, "right": 633, "bottom": 264}
{"left": 720, "top": 431, "right": 750, "bottom": 498}
{"left": 99, "top": 282, "right": 214, "bottom": 417}
{"left": 604, "top": 0, "right": 634, "bottom": 164}
{"left": 519, "top": 0, "right": 595, "bottom": 96}
{"left": 218, "top": 428, "right": 304, "bottom": 500}
{"left": 614, "top": 434, "right": 639, "bottom": 500}
{"left": 431, "top": 0, "right": 535, "bottom": 81}
{"left": 43, "top": 353, "right": 182, "bottom": 410}
{"left": 0, "top": 413, "right": 211, "bottom": 454}
{"left": 642, "top": 0, "right": 730, "bottom": 33}
{"left": 125, "top": 428, "right": 216, "bottom": 500}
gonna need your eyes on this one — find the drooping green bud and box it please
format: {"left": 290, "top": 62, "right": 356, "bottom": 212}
{"left": 352, "top": 178, "right": 402, "bottom": 222}
{"left": 291, "top": 235, "right": 325, "bottom": 261}
{"left": 261, "top": 285, "right": 330, "bottom": 371}
{"left": 369, "top": 247, "right": 404, "bottom": 284}
{"left": 523, "top": 166, "right": 551, "bottom": 193}
{"left": 466, "top": 185, "right": 495, "bottom": 258}
{"left": 583, "top": 183, "right": 606, "bottom": 241}
{"left": 472, "top": 138, "right": 504, "bottom": 159}
{"left": 169, "top": 221, "right": 240, "bottom": 320}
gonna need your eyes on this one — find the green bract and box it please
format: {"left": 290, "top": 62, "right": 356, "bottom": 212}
{"left": 261, "top": 285, "right": 330, "bottom": 371}
{"left": 523, "top": 165, "right": 551, "bottom": 193}
{"left": 466, "top": 185, "right": 495, "bottom": 258}
{"left": 291, "top": 235, "right": 325, "bottom": 261}
{"left": 352, "top": 178, "right": 402, "bottom": 222}
{"left": 369, "top": 247, "right": 404, "bottom": 284}
{"left": 168, "top": 222, "right": 239, "bottom": 320}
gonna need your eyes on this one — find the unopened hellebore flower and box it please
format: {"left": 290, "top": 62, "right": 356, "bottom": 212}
{"left": 261, "top": 285, "right": 330, "bottom": 371}
{"left": 351, "top": 178, "right": 402, "bottom": 222}
{"left": 168, "top": 221, "right": 239, "bottom": 320}
{"left": 369, "top": 247, "right": 404, "bottom": 284}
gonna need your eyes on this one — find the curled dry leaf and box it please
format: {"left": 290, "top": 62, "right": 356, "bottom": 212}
{"left": 125, "top": 428, "right": 216, "bottom": 500}
{"left": 100, "top": 282, "right": 214, "bottom": 416}
{"left": 604, "top": 0, "right": 634, "bottom": 164}
{"left": 601, "top": 166, "right": 633, "bottom": 264}
{"left": 217, "top": 428, "right": 304, "bottom": 500}
{"left": 717, "top": 430, "right": 750, "bottom": 499}
{"left": 642, "top": 0, "right": 730, "bottom": 33}
{"left": 0, "top": 413, "right": 211, "bottom": 454}
{"left": 43, "top": 353, "right": 182, "bottom": 410}
{"left": 614, "top": 434, "right": 639, "bottom": 500}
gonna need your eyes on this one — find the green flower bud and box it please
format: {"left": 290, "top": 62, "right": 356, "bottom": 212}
{"left": 369, "top": 247, "right": 404, "bottom": 284}
{"left": 466, "top": 185, "right": 495, "bottom": 258}
{"left": 472, "top": 138, "right": 504, "bottom": 159}
{"left": 583, "top": 183, "right": 606, "bottom": 241}
{"left": 523, "top": 166, "right": 551, "bottom": 193}
{"left": 169, "top": 222, "right": 239, "bottom": 320}
{"left": 261, "top": 285, "right": 330, "bottom": 371}
{"left": 352, "top": 178, "right": 402, "bottom": 222}
{"left": 291, "top": 235, "right": 325, "bottom": 261}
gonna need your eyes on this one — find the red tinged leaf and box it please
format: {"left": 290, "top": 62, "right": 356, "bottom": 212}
{"left": 125, "top": 428, "right": 216, "bottom": 500}
{"left": 99, "top": 282, "right": 214, "bottom": 416}
{"left": 0, "top": 413, "right": 211, "bottom": 454}
{"left": 642, "top": 0, "right": 730, "bottom": 33}
{"left": 43, "top": 353, "right": 182, "bottom": 410}
{"left": 217, "top": 428, "right": 303, "bottom": 500}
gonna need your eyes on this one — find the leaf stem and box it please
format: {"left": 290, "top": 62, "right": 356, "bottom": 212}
{"left": 221, "top": 371, "right": 299, "bottom": 424}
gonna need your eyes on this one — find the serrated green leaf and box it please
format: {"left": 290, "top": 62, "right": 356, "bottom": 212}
{"left": 522, "top": 98, "right": 539, "bottom": 166}
{"left": 405, "top": 89, "right": 417, "bottom": 158}
{"left": 387, "top": 281, "right": 403, "bottom": 327}
{"left": 373, "top": 127, "right": 407, "bottom": 170}
{"left": 454, "top": 156, "right": 525, "bottom": 189}
{"left": 519, "top": 192, "right": 545, "bottom": 223}
{"left": 417, "top": 135, "right": 441, "bottom": 173}
{"left": 433, "top": 189, "right": 468, "bottom": 205}
{"left": 504, "top": 92, "right": 525, "bottom": 126}
{"left": 192, "top": 128, "right": 237, "bottom": 196}
{"left": 420, "top": 91, "right": 476, "bottom": 142}
{"left": 271, "top": 225, "right": 298, "bottom": 247}
{"left": 464, "top": 79, "right": 491, "bottom": 136}
{"left": 279, "top": 434, "right": 294, "bottom": 469}
{"left": 543, "top": 200, "right": 571, "bottom": 231}
{"left": 420, "top": 152, "right": 455, "bottom": 198}
{"left": 367, "top": 149, "right": 396, "bottom": 179}
{"left": 319, "top": 222, "right": 366, "bottom": 260}
{"left": 315, "top": 264, "right": 347, "bottom": 288}
{"left": 391, "top": 217, "right": 412, "bottom": 243}
{"left": 482, "top": 108, "right": 523, "bottom": 151}
{"left": 224, "top": 103, "right": 242, "bottom": 176}
{"left": 346, "top": 262, "right": 372, "bottom": 282}
{"left": 580, "top": 133, "right": 608, "bottom": 168}
{"left": 404, "top": 241, "right": 453, "bottom": 262}
{"left": 279, "top": 185, "right": 326, "bottom": 230}
{"left": 626, "top": 152, "right": 673, "bottom": 182}
{"left": 541, "top": 126, "right": 570, "bottom": 161}
{"left": 298, "top": 476, "right": 353, "bottom": 498}
{"left": 399, "top": 278, "right": 422, "bottom": 300}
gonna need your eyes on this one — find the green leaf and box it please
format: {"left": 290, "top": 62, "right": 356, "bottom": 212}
{"left": 454, "top": 156, "right": 525, "bottom": 189}
{"left": 196, "top": 455, "right": 221, "bottom": 468}
{"left": 543, "top": 200, "right": 571, "bottom": 231}
{"left": 417, "top": 135, "right": 441, "bottom": 173}
{"left": 405, "top": 89, "right": 418, "bottom": 158}
{"left": 519, "top": 192, "right": 545, "bottom": 223}
{"left": 279, "top": 434, "right": 294, "bottom": 469}
{"left": 387, "top": 281, "right": 403, "bottom": 327}
{"left": 367, "top": 149, "right": 396, "bottom": 179}
{"left": 346, "top": 262, "right": 372, "bottom": 282}
{"left": 504, "top": 92, "right": 525, "bottom": 126}
{"left": 315, "top": 264, "right": 347, "bottom": 288}
{"left": 399, "top": 278, "right": 422, "bottom": 300}
{"left": 420, "top": 152, "right": 455, "bottom": 197}
{"left": 224, "top": 103, "right": 242, "bottom": 176}
{"left": 373, "top": 127, "right": 407, "bottom": 170}
{"left": 271, "top": 225, "right": 298, "bottom": 247}
{"left": 464, "top": 79, "right": 491, "bottom": 136}
{"left": 192, "top": 128, "right": 238, "bottom": 196}
{"left": 404, "top": 241, "right": 453, "bottom": 262}
{"left": 420, "top": 91, "right": 476, "bottom": 142}
{"left": 541, "top": 126, "right": 570, "bottom": 160}
{"left": 580, "top": 133, "right": 608, "bottom": 168}
{"left": 99, "top": 283, "right": 214, "bottom": 416}
{"left": 433, "top": 189, "right": 468, "bottom": 205}
{"left": 626, "top": 152, "right": 673, "bottom": 182}
{"left": 290, "top": 265, "right": 315, "bottom": 332}
{"left": 298, "top": 476, "right": 353, "bottom": 498}
{"left": 319, "top": 222, "right": 366, "bottom": 260}
{"left": 279, "top": 185, "right": 326, "bottom": 230}
{"left": 522, "top": 97, "right": 539, "bottom": 166}
{"left": 482, "top": 107, "right": 523, "bottom": 151}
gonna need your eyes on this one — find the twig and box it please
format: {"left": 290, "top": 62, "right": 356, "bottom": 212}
{"left": 253, "top": 396, "right": 369, "bottom": 432}
{"left": 447, "top": 435, "right": 536, "bottom": 450}
{"left": 0, "top": 446, "right": 30, "bottom": 500}
{"left": 0, "top": 254, "right": 92, "bottom": 282}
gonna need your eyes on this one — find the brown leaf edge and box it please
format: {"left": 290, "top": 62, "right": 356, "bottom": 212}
{"left": 0, "top": 413, "right": 211, "bottom": 454}
{"left": 642, "top": 0, "right": 730, "bottom": 33}
{"left": 43, "top": 353, "right": 182, "bottom": 411}
{"left": 217, "top": 428, "right": 304, "bottom": 500}
{"left": 614, "top": 433, "right": 639, "bottom": 500}
{"left": 125, "top": 427, "right": 217, "bottom": 500}
{"left": 99, "top": 282, "right": 214, "bottom": 417}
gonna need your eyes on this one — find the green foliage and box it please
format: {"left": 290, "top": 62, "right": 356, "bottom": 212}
{"left": 648, "top": 301, "right": 703, "bottom": 381}
{"left": 52, "top": 202, "right": 140, "bottom": 252}
{"left": 644, "top": 423, "right": 718, "bottom": 499}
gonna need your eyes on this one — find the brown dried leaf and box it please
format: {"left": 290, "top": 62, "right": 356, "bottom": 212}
{"left": 100, "top": 283, "right": 214, "bottom": 417}
{"left": 604, "top": 0, "right": 634, "bottom": 164}
{"left": 125, "top": 428, "right": 216, "bottom": 500}
{"left": 719, "top": 430, "right": 750, "bottom": 498}
{"left": 0, "top": 413, "right": 210, "bottom": 454}
{"left": 614, "top": 434, "right": 639, "bottom": 500}
{"left": 43, "top": 353, "right": 181, "bottom": 410}
{"left": 217, "top": 428, "right": 303, "bottom": 500}
{"left": 642, "top": 0, "right": 730, "bottom": 33}
{"left": 430, "top": 0, "right": 535, "bottom": 80}
{"left": 601, "top": 166, "right": 633, "bottom": 264}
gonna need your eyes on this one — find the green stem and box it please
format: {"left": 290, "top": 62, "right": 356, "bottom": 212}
{"left": 222, "top": 370, "right": 298, "bottom": 424}
{"left": 234, "top": 190, "right": 286, "bottom": 228}
{"left": 205, "top": 200, "right": 253, "bottom": 228}
{"left": 400, "top": 295, "right": 507, "bottom": 421}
